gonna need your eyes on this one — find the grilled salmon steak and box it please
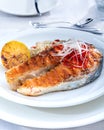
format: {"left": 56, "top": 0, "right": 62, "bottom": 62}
{"left": 5, "top": 40, "right": 103, "bottom": 96}
{"left": 5, "top": 47, "right": 62, "bottom": 90}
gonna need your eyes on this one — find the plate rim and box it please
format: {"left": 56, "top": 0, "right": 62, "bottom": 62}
{"left": 0, "top": 96, "right": 104, "bottom": 129}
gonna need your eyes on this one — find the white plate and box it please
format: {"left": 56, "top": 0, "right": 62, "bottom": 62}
{"left": 0, "top": 0, "right": 58, "bottom": 16}
{"left": 0, "top": 28, "right": 104, "bottom": 108}
{"left": 0, "top": 95, "right": 104, "bottom": 129}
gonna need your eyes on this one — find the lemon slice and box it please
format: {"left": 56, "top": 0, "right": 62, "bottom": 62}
{"left": 1, "top": 40, "right": 30, "bottom": 69}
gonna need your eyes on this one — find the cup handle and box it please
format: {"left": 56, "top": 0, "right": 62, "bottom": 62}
{"left": 34, "top": 0, "right": 41, "bottom": 15}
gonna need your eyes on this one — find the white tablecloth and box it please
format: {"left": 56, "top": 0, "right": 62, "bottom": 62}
{"left": 0, "top": 0, "right": 104, "bottom": 129}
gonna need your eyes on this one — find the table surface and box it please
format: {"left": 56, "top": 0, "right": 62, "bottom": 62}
{"left": 0, "top": 0, "right": 104, "bottom": 129}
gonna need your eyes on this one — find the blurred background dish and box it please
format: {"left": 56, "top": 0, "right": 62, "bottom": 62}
{"left": 95, "top": 0, "right": 104, "bottom": 11}
{"left": 0, "top": 0, "right": 58, "bottom": 16}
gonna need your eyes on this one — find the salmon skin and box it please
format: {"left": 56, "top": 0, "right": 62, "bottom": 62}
{"left": 5, "top": 40, "right": 103, "bottom": 96}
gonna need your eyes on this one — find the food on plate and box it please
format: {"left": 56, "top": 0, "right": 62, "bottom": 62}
{"left": 5, "top": 39, "right": 103, "bottom": 96}
{"left": 30, "top": 40, "right": 52, "bottom": 57}
{"left": 30, "top": 39, "right": 65, "bottom": 57}
{"left": 5, "top": 40, "right": 62, "bottom": 91}
{"left": 1, "top": 40, "right": 30, "bottom": 69}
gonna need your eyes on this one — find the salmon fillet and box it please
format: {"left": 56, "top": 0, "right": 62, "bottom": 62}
{"left": 5, "top": 47, "right": 61, "bottom": 90}
{"left": 17, "top": 46, "right": 103, "bottom": 96}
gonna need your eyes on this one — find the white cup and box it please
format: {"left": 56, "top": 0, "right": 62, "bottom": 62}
{"left": 0, "top": 0, "right": 57, "bottom": 16}
{"left": 0, "top": 0, "right": 37, "bottom": 15}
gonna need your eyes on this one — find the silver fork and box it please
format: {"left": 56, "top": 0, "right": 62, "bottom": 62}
{"left": 74, "top": 18, "right": 93, "bottom": 28}
{"left": 30, "top": 18, "right": 103, "bottom": 35}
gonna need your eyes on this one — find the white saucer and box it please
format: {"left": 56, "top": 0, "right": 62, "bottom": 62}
{"left": 0, "top": 0, "right": 58, "bottom": 16}
{"left": 0, "top": 95, "right": 104, "bottom": 129}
